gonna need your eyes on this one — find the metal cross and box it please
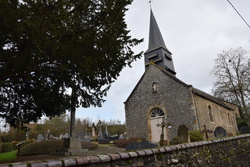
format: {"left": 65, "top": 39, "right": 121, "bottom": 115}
{"left": 156, "top": 117, "right": 170, "bottom": 146}
{"left": 201, "top": 125, "right": 213, "bottom": 140}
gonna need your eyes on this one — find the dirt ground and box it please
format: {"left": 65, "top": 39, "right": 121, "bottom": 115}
{"left": 0, "top": 145, "right": 125, "bottom": 164}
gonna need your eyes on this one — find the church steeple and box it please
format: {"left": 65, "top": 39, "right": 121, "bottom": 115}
{"left": 144, "top": 9, "right": 176, "bottom": 75}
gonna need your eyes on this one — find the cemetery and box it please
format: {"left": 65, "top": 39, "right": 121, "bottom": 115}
{"left": 0, "top": 114, "right": 250, "bottom": 165}
{"left": 1, "top": 0, "right": 250, "bottom": 166}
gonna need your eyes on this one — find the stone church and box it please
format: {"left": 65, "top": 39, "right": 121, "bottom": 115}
{"left": 124, "top": 10, "right": 239, "bottom": 144}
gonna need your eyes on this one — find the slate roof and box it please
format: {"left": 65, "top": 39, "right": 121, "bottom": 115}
{"left": 145, "top": 10, "right": 171, "bottom": 54}
{"left": 191, "top": 87, "right": 233, "bottom": 110}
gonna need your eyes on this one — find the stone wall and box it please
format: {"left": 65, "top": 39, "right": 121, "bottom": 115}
{"left": 2, "top": 134, "right": 250, "bottom": 167}
{"left": 193, "top": 94, "right": 238, "bottom": 138}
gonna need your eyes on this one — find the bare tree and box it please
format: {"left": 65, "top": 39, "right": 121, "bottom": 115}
{"left": 212, "top": 47, "right": 250, "bottom": 120}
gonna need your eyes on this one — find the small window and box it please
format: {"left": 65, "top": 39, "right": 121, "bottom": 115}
{"left": 208, "top": 105, "right": 213, "bottom": 122}
{"left": 220, "top": 109, "right": 223, "bottom": 120}
{"left": 228, "top": 113, "right": 231, "bottom": 125}
{"left": 150, "top": 108, "right": 164, "bottom": 118}
{"left": 152, "top": 82, "right": 157, "bottom": 93}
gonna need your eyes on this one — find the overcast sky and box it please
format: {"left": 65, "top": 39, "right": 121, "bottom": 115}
{"left": 75, "top": 0, "right": 250, "bottom": 123}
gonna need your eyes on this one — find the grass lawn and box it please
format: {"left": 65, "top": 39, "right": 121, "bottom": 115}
{"left": 0, "top": 150, "right": 17, "bottom": 162}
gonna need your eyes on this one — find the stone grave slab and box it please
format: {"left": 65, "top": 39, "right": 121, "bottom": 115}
{"left": 214, "top": 127, "right": 227, "bottom": 138}
{"left": 126, "top": 141, "right": 157, "bottom": 151}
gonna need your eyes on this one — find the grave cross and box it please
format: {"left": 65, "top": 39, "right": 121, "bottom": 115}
{"left": 201, "top": 125, "right": 213, "bottom": 140}
{"left": 156, "top": 117, "right": 170, "bottom": 146}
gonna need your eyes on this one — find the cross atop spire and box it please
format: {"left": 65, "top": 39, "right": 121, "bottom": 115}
{"left": 149, "top": 0, "right": 153, "bottom": 9}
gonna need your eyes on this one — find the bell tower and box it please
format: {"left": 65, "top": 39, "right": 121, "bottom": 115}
{"left": 144, "top": 10, "right": 176, "bottom": 75}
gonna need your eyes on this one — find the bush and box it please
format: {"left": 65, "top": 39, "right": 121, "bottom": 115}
{"left": 189, "top": 131, "right": 203, "bottom": 142}
{"left": 20, "top": 140, "right": 64, "bottom": 156}
{"left": 0, "top": 129, "right": 26, "bottom": 142}
{"left": 1, "top": 143, "right": 13, "bottom": 153}
{"left": 170, "top": 136, "right": 181, "bottom": 145}
{"left": 236, "top": 117, "right": 248, "bottom": 130}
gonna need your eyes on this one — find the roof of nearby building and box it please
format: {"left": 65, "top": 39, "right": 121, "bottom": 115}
{"left": 191, "top": 87, "right": 233, "bottom": 110}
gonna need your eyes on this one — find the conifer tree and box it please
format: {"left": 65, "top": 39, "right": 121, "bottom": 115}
{"left": 0, "top": 0, "right": 142, "bottom": 128}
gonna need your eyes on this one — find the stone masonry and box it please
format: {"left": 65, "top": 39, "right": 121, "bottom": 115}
{"left": 1, "top": 134, "right": 250, "bottom": 167}
{"left": 125, "top": 64, "right": 238, "bottom": 142}
{"left": 125, "top": 64, "right": 198, "bottom": 141}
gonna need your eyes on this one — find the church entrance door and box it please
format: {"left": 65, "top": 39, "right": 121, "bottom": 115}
{"left": 150, "top": 108, "right": 167, "bottom": 143}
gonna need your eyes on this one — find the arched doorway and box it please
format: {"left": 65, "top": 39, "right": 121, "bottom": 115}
{"left": 149, "top": 108, "right": 167, "bottom": 143}
{"left": 178, "top": 125, "right": 189, "bottom": 143}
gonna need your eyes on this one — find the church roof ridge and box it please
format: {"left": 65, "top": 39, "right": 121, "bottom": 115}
{"left": 152, "top": 64, "right": 234, "bottom": 110}
{"left": 124, "top": 63, "right": 234, "bottom": 111}
{"left": 145, "top": 9, "right": 171, "bottom": 54}
{"left": 192, "top": 87, "right": 233, "bottom": 111}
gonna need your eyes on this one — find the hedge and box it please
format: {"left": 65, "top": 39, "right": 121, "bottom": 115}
{"left": 20, "top": 140, "right": 64, "bottom": 156}
{"left": 1, "top": 143, "right": 13, "bottom": 153}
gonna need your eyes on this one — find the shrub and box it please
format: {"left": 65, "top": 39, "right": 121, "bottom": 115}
{"left": 20, "top": 140, "right": 64, "bottom": 156}
{"left": 189, "top": 131, "right": 203, "bottom": 142}
{"left": 1, "top": 143, "right": 13, "bottom": 153}
{"left": 23, "top": 139, "right": 35, "bottom": 146}
{"left": 236, "top": 117, "right": 248, "bottom": 130}
{"left": 170, "top": 136, "right": 181, "bottom": 145}
{"left": 0, "top": 129, "right": 26, "bottom": 142}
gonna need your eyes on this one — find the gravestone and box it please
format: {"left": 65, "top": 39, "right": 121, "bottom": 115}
{"left": 98, "top": 126, "right": 103, "bottom": 137}
{"left": 37, "top": 134, "right": 43, "bottom": 142}
{"left": 214, "top": 127, "right": 227, "bottom": 138}
{"left": 26, "top": 131, "right": 29, "bottom": 140}
{"left": 59, "top": 134, "right": 64, "bottom": 140}
{"left": 83, "top": 135, "right": 91, "bottom": 142}
{"left": 97, "top": 120, "right": 103, "bottom": 137}
{"left": 105, "top": 125, "right": 109, "bottom": 136}
{"left": 178, "top": 125, "right": 189, "bottom": 143}
{"left": 119, "top": 134, "right": 124, "bottom": 139}
{"left": 63, "top": 133, "right": 70, "bottom": 139}
{"left": 126, "top": 141, "right": 157, "bottom": 151}
{"left": 97, "top": 138, "right": 110, "bottom": 144}
{"left": 92, "top": 124, "right": 96, "bottom": 137}
{"left": 240, "top": 126, "right": 250, "bottom": 134}
{"left": 44, "top": 130, "right": 51, "bottom": 141}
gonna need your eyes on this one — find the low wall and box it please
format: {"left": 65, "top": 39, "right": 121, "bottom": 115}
{"left": 1, "top": 134, "right": 250, "bottom": 167}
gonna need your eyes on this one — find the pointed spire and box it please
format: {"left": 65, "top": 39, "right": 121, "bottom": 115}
{"left": 144, "top": 9, "right": 176, "bottom": 75}
{"left": 146, "top": 9, "right": 170, "bottom": 53}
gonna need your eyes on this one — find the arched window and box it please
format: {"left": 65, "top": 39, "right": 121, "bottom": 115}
{"left": 150, "top": 108, "right": 164, "bottom": 118}
{"left": 208, "top": 105, "right": 213, "bottom": 122}
{"left": 152, "top": 82, "right": 157, "bottom": 93}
